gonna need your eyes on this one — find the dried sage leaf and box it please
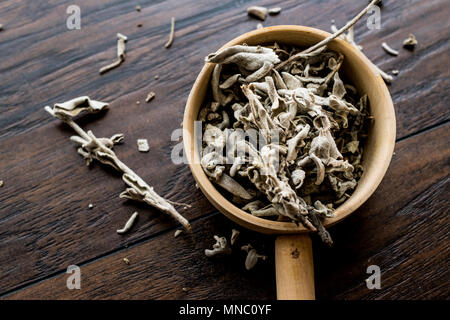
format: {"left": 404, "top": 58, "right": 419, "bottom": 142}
{"left": 230, "top": 229, "right": 240, "bottom": 245}
{"left": 205, "top": 235, "right": 232, "bottom": 257}
{"left": 403, "top": 34, "right": 418, "bottom": 49}
{"left": 45, "top": 97, "right": 191, "bottom": 231}
{"left": 382, "top": 42, "right": 399, "bottom": 56}
{"left": 117, "top": 211, "right": 139, "bottom": 234}
{"left": 247, "top": 6, "right": 268, "bottom": 21}
{"left": 99, "top": 33, "right": 128, "bottom": 74}
{"left": 174, "top": 229, "right": 183, "bottom": 238}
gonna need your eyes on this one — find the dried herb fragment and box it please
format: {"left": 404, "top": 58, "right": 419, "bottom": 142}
{"left": 174, "top": 229, "right": 183, "bottom": 237}
{"left": 136, "top": 5, "right": 141, "bottom": 12}
{"left": 0, "top": 180, "right": 3, "bottom": 187}
{"left": 165, "top": 17, "right": 175, "bottom": 48}
{"left": 117, "top": 211, "right": 139, "bottom": 234}
{"left": 230, "top": 229, "right": 240, "bottom": 245}
{"left": 45, "top": 97, "right": 191, "bottom": 230}
{"left": 99, "top": 33, "right": 128, "bottom": 74}
{"left": 205, "top": 235, "right": 232, "bottom": 257}
{"left": 244, "top": 248, "right": 267, "bottom": 270}
{"left": 382, "top": 42, "right": 399, "bottom": 56}
{"left": 123, "top": 257, "right": 130, "bottom": 265}
{"left": 247, "top": 6, "right": 268, "bottom": 21}
{"left": 403, "top": 34, "right": 418, "bottom": 49}
{"left": 145, "top": 91, "right": 155, "bottom": 103}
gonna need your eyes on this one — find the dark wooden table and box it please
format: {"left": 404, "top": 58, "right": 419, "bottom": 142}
{"left": 0, "top": 0, "right": 448, "bottom": 300}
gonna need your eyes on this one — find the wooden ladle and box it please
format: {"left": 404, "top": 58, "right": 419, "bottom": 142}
{"left": 183, "top": 26, "right": 396, "bottom": 300}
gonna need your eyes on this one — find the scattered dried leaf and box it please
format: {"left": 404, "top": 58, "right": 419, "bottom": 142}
{"left": 165, "top": 17, "right": 175, "bottom": 48}
{"left": 247, "top": 6, "right": 268, "bottom": 21}
{"left": 137, "top": 139, "right": 150, "bottom": 152}
{"left": 117, "top": 211, "right": 139, "bottom": 234}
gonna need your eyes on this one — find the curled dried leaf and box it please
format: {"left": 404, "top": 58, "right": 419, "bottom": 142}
{"left": 268, "top": 7, "right": 281, "bottom": 15}
{"left": 247, "top": 6, "right": 268, "bottom": 21}
{"left": 117, "top": 211, "right": 139, "bottom": 234}
{"left": 403, "top": 34, "right": 418, "bottom": 49}
{"left": 206, "top": 45, "right": 280, "bottom": 82}
{"left": 244, "top": 248, "right": 267, "bottom": 270}
{"left": 49, "top": 96, "right": 108, "bottom": 119}
{"left": 205, "top": 235, "right": 232, "bottom": 257}
{"left": 165, "top": 17, "right": 175, "bottom": 48}
{"left": 382, "top": 42, "right": 399, "bottom": 56}
{"left": 230, "top": 229, "right": 240, "bottom": 245}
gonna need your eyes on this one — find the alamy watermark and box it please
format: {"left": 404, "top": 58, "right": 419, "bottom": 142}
{"left": 66, "top": 5, "right": 81, "bottom": 30}
{"left": 367, "top": 5, "right": 381, "bottom": 30}
{"left": 66, "top": 265, "right": 81, "bottom": 290}
{"left": 365, "top": 265, "right": 381, "bottom": 289}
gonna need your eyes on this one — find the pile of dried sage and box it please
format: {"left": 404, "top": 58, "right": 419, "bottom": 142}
{"left": 199, "top": 43, "right": 370, "bottom": 245}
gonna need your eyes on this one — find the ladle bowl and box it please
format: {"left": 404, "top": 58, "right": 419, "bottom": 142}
{"left": 183, "top": 25, "right": 396, "bottom": 300}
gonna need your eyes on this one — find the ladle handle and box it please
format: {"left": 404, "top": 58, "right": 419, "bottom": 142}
{"left": 275, "top": 234, "right": 315, "bottom": 300}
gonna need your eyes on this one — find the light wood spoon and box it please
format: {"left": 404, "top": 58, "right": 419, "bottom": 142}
{"left": 183, "top": 26, "right": 396, "bottom": 300}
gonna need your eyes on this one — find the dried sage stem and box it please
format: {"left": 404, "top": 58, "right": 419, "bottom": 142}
{"left": 45, "top": 97, "right": 191, "bottom": 231}
{"left": 382, "top": 42, "right": 399, "bottom": 56}
{"left": 276, "top": 0, "right": 379, "bottom": 70}
{"left": 99, "top": 33, "right": 127, "bottom": 74}
{"left": 174, "top": 229, "right": 183, "bottom": 237}
{"left": 244, "top": 248, "right": 267, "bottom": 270}
{"left": 165, "top": 17, "right": 175, "bottom": 48}
{"left": 117, "top": 211, "right": 139, "bottom": 234}
{"left": 268, "top": 7, "right": 282, "bottom": 15}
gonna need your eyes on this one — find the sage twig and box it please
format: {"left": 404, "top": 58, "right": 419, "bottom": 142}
{"left": 45, "top": 97, "right": 191, "bottom": 231}
{"left": 165, "top": 17, "right": 175, "bottom": 48}
{"left": 382, "top": 42, "right": 399, "bottom": 56}
{"left": 276, "top": 0, "right": 379, "bottom": 71}
{"left": 99, "top": 33, "right": 127, "bottom": 74}
{"left": 117, "top": 211, "right": 139, "bottom": 234}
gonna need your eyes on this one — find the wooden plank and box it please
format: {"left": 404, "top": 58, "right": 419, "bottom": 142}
{"left": 0, "top": 0, "right": 448, "bottom": 140}
{"left": 333, "top": 178, "right": 449, "bottom": 300}
{"left": 5, "top": 123, "right": 448, "bottom": 299}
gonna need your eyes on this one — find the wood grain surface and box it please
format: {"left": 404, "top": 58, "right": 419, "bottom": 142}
{"left": 0, "top": 0, "right": 449, "bottom": 299}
